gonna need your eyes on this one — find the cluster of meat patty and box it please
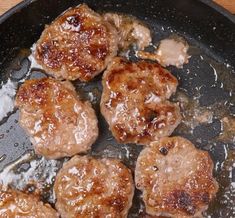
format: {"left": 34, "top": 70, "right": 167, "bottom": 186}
{"left": 34, "top": 4, "right": 151, "bottom": 82}
{"left": 0, "top": 4, "right": 219, "bottom": 218}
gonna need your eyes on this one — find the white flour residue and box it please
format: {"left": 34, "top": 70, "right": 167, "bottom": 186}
{"left": 28, "top": 43, "right": 43, "bottom": 69}
{"left": 28, "top": 54, "right": 43, "bottom": 71}
{"left": 17, "top": 44, "right": 43, "bottom": 83}
{"left": 0, "top": 79, "right": 17, "bottom": 122}
{"left": 0, "top": 153, "right": 61, "bottom": 191}
{"left": 18, "top": 44, "right": 43, "bottom": 83}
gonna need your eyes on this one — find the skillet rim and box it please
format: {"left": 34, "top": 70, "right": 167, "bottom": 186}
{"left": 0, "top": 0, "right": 234, "bottom": 25}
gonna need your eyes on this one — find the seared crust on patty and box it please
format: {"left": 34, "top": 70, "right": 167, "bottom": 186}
{"left": 54, "top": 155, "right": 134, "bottom": 218}
{"left": 100, "top": 57, "right": 181, "bottom": 145}
{"left": 15, "top": 78, "right": 98, "bottom": 159}
{"left": 34, "top": 4, "right": 118, "bottom": 81}
{"left": 135, "top": 137, "right": 218, "bottom": 218}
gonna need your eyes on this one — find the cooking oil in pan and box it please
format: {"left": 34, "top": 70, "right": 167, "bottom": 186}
{"left": 171, "top": 51, "right": 235, "bottom": 217}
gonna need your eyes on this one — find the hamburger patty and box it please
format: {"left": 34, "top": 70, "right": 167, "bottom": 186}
{"left": 101, "top": 57, "right": 181, "bottom": 145}
{"left": 34, "top": 4, "right": 118, "bottom": 81}
{"left": 15, "top": 78, "right": 98, "bottom": 159}
{"left": 54, "top": 155, "right": 134, "bottom": 218}
{"left": 135, "top": 136, "right": 218, "bottom": 218}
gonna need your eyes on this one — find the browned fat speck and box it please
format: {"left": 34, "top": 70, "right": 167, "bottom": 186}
{"left": 106, "top": 196, "right": 126, "bottom": 212}
{"left": 158, "top": 65, "right": 178, "bottom": 84}
{"left": 167, "top": 190, "right": 196, "bottom": 215}
{"left": 66, "top": 14, "right": 82, "bottom": 28}
{"left": 199, "top": 192, "right": 210, "bottom": 204}
{"left": 107, "top": 66, "right": 134, "bottom": 87}
{"left": 159, "top": 147, "right": 168, "bottom": 155}
{"left": 89, "top": 44, "right": 108, "bottom": 60}
{"left": 114, "top": 124, "right": 127, "bottom": 141}
{"left": 38, "top": 42, "right": 63, "bottom": 69}
{"left": 153, "top": 166, "right": 159, "bottom": 171}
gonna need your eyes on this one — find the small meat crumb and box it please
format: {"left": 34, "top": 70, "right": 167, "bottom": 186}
{"left": 137, "top": 36, "right": 190, "bottom": 68}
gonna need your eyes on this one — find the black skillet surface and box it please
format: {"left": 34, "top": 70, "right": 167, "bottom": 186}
{"left": 0, "top": 0, "right": 235, "bottom": 217}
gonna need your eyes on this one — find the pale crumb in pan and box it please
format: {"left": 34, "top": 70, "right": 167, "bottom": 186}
{"left": 137, "top": 36, "right": 190, "bottom": 68}
{"left": 103, "top": 13, "right": 151, "bottom": 50}
{"left": 0, "top": 79, "right": 17, "bottom": 122}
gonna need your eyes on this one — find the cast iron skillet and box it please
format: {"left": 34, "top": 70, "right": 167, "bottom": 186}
{"left": 0, "top": 0, "right": 235, "bottom": 217}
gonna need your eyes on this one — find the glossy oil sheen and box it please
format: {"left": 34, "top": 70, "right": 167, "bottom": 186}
{"left": 0, "top": 0, "right": 235, "bottom": 217}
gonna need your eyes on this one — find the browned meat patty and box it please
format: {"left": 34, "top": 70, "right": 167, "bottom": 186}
{"left": 15, "top": 78, "right": 98, "bottom": 159}
{"left": 103, "top": 13, "right": 151, "bottom": 50}
{"left": 54, "top": 155, "right": 134, "bottom": 218}
{"left": 100, "top": 57, "right": 181, "bottom": 145}
{"left": 34, "top": 4, "right": 118, "bottom": 81}
{"left": 135, "top": 137, "right": 218, "bottom": 218}
{"left": 0, "top": 187, "right": 59, "bottom": 217}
